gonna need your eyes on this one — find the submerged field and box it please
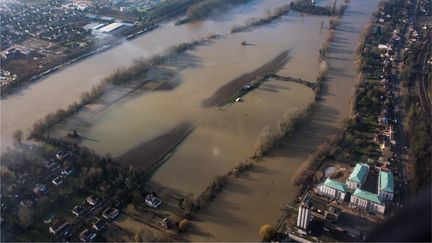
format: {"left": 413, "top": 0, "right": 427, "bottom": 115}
{"left": 1, "top": 0, "right": 382, "bottom": 241}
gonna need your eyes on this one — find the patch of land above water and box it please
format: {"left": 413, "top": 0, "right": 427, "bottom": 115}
{"left": 117, "top": 122, "right": 194, "bottom": 173}
{"left": 202, "top": 50, "right": 291, "bottom": 107}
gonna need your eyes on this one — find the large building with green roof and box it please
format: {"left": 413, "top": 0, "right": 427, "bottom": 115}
{"left": 346, "top": 163, "right": 369, "bottom": 190}
{"left": 316, "top": 178, "right": 348, "bottom": 201}
{"left": 378, "top": 170, "right": 394, "bottom": 201}
{"left": 350, "top": 188, "right": 385, "bottom": 214}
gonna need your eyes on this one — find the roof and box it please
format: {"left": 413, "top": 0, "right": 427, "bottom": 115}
{"left": 348, "top": 163, "right": 369, "bottom": 184}
{"left": 379, "top": 170, "right": 394, "bottom": 193}
{"left": 98, "top": 23, "right": 124, "bottom": 33}
{"left": 323, "top": 178, "right": 348, "bottom": 192}
{"left": 353, "top": 188, "right": 382, "bottom": 204}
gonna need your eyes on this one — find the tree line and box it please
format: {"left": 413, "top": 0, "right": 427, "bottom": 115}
{"left": 28, "top": 34, "right": 220, "bottom": 139}
{"left": 231, "top": 5, "right": 291, "bottom": 33}
{"left": 176, "top": 0, "right": 252, "bottom": 25}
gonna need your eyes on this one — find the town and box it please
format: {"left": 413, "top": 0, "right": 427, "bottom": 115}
{"left": 0, "top": 0, "right": 187, "bottom": 95}
{"left": 0, "top": 0, "right": 430, "bottom": 242}
{"left": 272, "top": 0, "right": 431, "bottom": 241}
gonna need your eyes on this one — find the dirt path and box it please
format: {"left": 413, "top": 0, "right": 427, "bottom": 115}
{"left": 186, "top": 0, "right": 381, "bottom": 241}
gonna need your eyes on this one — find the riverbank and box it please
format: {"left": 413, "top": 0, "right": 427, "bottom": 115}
{"left": 0, "top": 0, "right": 296, "bottom": 153}
{"left": 185, "top": 0, "right": 380, "bottom": 240}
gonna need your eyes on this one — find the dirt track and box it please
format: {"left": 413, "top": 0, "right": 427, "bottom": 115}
{"left": 201, "top": 50, "right": 291, "bottom": 107}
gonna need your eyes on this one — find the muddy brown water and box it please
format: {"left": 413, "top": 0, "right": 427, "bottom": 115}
{"left": 79, "top": 12, "right": 327, "bottom": 195}
{"left": 1, "top": 0, "right": 310, "bottom": 153}
{"left": 186, "top": 0, "right": 381, "bottom": 241}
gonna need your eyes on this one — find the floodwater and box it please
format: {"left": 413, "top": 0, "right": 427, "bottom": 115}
{"left": 187, "top": 0, "right": 381, "bottom": 241}
{"left": 1, "top": 0, "right": 309, "bottom": 153}
{"left": 79, "top": 12, "right": 327, "bottom": 195}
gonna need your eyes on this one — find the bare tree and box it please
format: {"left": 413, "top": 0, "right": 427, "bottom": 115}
{"left": 17, "top": 205, "right": 34, "bottom": 229}
{"left": 12, "top": 129, "right": 23, "bottom": 145}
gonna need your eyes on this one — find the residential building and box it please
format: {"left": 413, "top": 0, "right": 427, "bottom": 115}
{"left": 316, "top": 178, "right": 348, "bottom": 201}
{"left": 350, "top": 188, "right": 385, "bottom": 214}
{"left": 378, "top": 170, "right": 394, "bottom": 201}
{"left": 49, "top": 220, "right": 70, "bottom": 234}
{"left": 346, "top": 163, "right": 369, "bottom": 190}
{"left": 297, "top": 195, "right": 312, "bottom": 230}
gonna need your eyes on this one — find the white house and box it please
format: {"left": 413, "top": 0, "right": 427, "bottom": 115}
{"left": 346, "top": 163, "right": 369, "bottom": 190}
{"left": 350, "top": 188, "right": 385, "bottom": 214}
{"left": 316, "top": 178, "right": 348, "bottom": 201}
{"left": 378, "top": 170, "right": 394, "bottom": 201}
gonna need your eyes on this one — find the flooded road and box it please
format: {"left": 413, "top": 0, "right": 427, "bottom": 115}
{"left": 187, "top": 0, "right": 381, "bottom": 241}
{"left": 1, "top": 0, "right": 304, "bottom": 153}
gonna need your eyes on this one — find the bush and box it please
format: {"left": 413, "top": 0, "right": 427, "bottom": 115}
{"left": 178, "top": 219, "right": 190, "bottom": 232}
{"left": 259, "top": 224, "right": 275, "bottom": 242}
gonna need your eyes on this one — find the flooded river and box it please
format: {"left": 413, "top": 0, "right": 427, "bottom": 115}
{"left": 1, "top": 0, "right": 379, "bottom": 240}
{"left": 80, "top": 10, "right": 327, "bottom": 195}
{"left": 187, "top": 0, "right": 381, "bottom": 241}
{"left": 1, "top": 0, "right": 304, "bottom": 152}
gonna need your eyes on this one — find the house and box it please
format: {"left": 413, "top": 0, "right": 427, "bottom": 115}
{"left": 56, "top": 151, "right": 65, "bottom": 160}
{"left": 44, "top": 159, "right": 59, "bottom": 170}
{"left": 51, "top": 176, "right": 64, "bottom": 186}
{"left": 145, "top": 193, "right": 162, "bottom": 208}
{"left": 102, "top": 207, "right": 119, "bottom": 219}
{"left": 98, "top": 181, "right": 111, "bottom": 192}
{"left": 33, "top": 184, "right": 48, "bottom": 194}
{"left": 350, "top": 189, "right": 385, "bottom": 214}
{"left": 79, "top": 228, "right": 97, "bottom": 242}
{"left": 380, "top": 141, "right": 391, "bottom": 151}
{"left": 92, "top": 218, "right": 107, "bottom": 231}
{"left": 316, "top": 178, "right": 348, "bottom": 201}
{"left": 56, "top": 151, "right": 72, "bottom": 161}
{"left": 72, "top": 205, "right": 86, "bottom": 217}
{"left": 86, "top": 194, "right": 101, "bottom": 206}
{"left": 49, "top": 219, "right": 70, "bottom": 234}
{"left": 61, "top": 166, "right": 74, "bottom": 176}
{"left": 346, "top": 163, "right": 369, "bottom": 190}
{"left": 383, "top": 125, "right": 395, "bottom": 140}
{"left": 378, "top": 170, "right": 394, "bottom": 201}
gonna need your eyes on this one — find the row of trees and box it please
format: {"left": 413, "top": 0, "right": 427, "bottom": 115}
{"left": 291, "top": 136, "right": 338, "bottom": 185}
{"left": 290, "top": 0, "right": 348, "bottom": 16}
{"left": 176, "top": 0, "right": 252, "bottom": 25}
{"left": 28, "top": 35, "right": 220, "bottom": 138}
{"left": 230, "top": 5, "right": 291, "bottom": 33}
{"left": 254, "top": 105, "right": 313, "bottom": 158}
